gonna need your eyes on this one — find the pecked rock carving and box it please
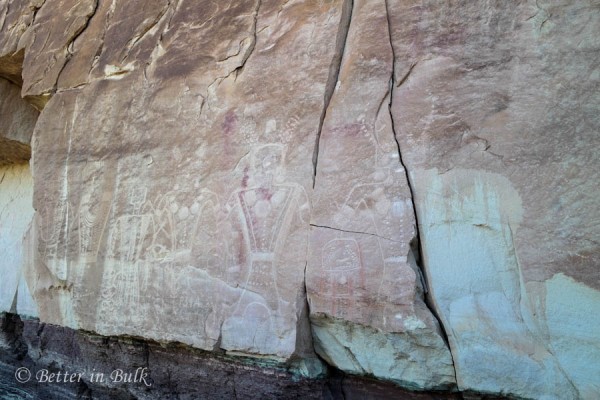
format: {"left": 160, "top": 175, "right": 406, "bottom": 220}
{"left": 0, "top": 0, "right": 598, "bottom": 398}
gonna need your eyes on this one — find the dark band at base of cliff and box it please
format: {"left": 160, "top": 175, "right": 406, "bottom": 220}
{"left": 0, "top": 313, "right": 512, "bottom": 399}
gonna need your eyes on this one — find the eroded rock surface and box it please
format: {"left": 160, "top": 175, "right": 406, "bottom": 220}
{"left": 0, "top": 164, "right": 35, "bottom": 316}
{"left": 388, "top": 1, "right": 600, "bottom": 398}
{"left": 0, "top": 0, "right": 598, "bottom": 398}
{"left": 308, "top": 0, "right": 454, "bottom": 389}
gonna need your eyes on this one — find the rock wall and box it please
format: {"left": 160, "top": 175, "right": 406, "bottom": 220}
{"left": 0, "top": 164, "right": 35, "bottom": 315}
{"left": 0, "top": 0, "right": 598, "bottom": 399}
{"left": 0, "top": 314, "right": 465, "bottom": 400}
{"left": 0, "top": 72, "right": 38, "bottom": 317}
{"left": 387, "top": 2, "right": 600, "bottom": 397}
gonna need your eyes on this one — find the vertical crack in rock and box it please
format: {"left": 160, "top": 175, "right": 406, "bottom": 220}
{"left": 303, "top": 262, "right": 310, "bottom": 313}
{"left": 311, "top": 0, "right": 353, "bottom": 188}
{"left": 121, "top": 4, "right": 170, "bottom": 63}
{"left": 233, "top": 0, "right": 261, "bottom": 80}
{"left": 54, "top": 0, "right": 99, "bottom": 92}
{"left": 383, "top": 0, "right": 458, "bottom": 382}
{"left": 31, "top": 1, "right": 46, "bottom": 24}
{"left": 204, "top": 0, "right": 261, "bottom": 94}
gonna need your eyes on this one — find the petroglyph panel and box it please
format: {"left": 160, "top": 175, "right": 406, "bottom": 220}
{"left": 8, "top": 0, "right": 599, "bottom": 396}
{"left": 307, "top": 0, "right": 455, "bottom": 388}
{"left": 75, "top": 144, "right": 312, "bottom": 356}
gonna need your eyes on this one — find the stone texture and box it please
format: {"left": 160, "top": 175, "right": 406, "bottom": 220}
{"left": 20, "top": 0, "right": 97, "bottom": 108}
{"left": 0, "top": 0, "right": 51, "bottom": 109}
{"left": 307, "top": 0, "right": 454, "bottom": 389}
{"left": 0, "top": 164, "right": 35, "bottom": 315}
{"left": 0, "top": 0, "right": 41, "bottom": 85}
{"left": 0, "top": 78, "right": 38, "bottom": 164}
{"left": 25, "top": 0, "right": 346, "bottom": 371}
{"left": 0, "top": 0, "right": 598, "bottom": 398}
{"left": 0, "top": 315, "right": 464, "bottom": 400}
{"left": 388, "top": 0, "right": 600, "bottom": 398}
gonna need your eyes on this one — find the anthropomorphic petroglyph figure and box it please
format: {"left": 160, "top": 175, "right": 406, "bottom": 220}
{"left": 221, "top": 142, "right": 310, "bottom": 354}
{"left": 225, "top": 144, "right": 309, "bottom": 311}
{"left": 99, "top": 186, "right": 154, "bottom": 330}
{"left": 321, "top": 238, "right": 364, "bottom": 316}
{"left": 77, "top": 161, "right": 114, "bottom": 264}
{"left": 190, "top": 190, "right": 224, "bottom": 280}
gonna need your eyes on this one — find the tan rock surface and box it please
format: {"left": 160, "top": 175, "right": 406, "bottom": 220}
{"left": 308, "top": 0, "right": 454, "bottom": 389}
{"left": 1, "top": 0, "right": 598, "bottom": 397}
{"left": 26, "top": 0, "right": 346, "bottom": 370}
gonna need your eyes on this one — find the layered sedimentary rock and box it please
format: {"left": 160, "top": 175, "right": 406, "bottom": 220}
{"left": 0, "top": 315, "right": 463, "bottom": 400}
{"left": 1, "top": 0, "right": 599, "bottom": 398}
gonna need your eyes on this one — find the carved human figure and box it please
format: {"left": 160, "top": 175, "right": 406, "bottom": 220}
{"left": 98, "top": 186, "right": 154, "bottom": 330}
{"left": 37, "top": 191, "right": 76, "bottom": 281}
{"left": 221, "top": 143, "right": 310, "bottom": 355}
{"left": 77, "top": 161, "right": 114, "bottom": 263}
{"left": 340, "top": 166, "right": 416, "bottom": 304}
{"left": 225, "top": 144, "right": 309, "bottom": 311}
{"left": 321, "top": 238, "right": 364, "bottom": 316}
{"left": 190, "top": 190, "right": 224, "bottom": 280}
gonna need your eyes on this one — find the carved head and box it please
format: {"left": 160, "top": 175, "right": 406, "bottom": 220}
{"left": 251, "top": 144, "right": 286, "bottom": 183}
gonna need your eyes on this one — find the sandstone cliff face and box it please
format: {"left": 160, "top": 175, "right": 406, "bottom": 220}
{"left": 0, "top": 0, "right": 598, "bottom": 398}
{"left": 0, "top": 58, "right": 38, "bottom": 318}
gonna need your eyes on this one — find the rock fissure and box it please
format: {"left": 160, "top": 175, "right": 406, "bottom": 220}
{"left": 383, "top": 0, "right": 458, "bottom": 383}
{"left": 203, "top": 0, "right": 262, "bottom": 100}
{"left": 160, "top": 0, "right": 180, "bottom": 40}
{"left": 31, "top": 1, "right": 47, "bottom": 23}
{"left": 311, "top": 0, "right": 353, "bottom": 188}
{"left": 309, "top": 223, "right": 399, "bottom": 243}
{"left": 121, "top": 3, "right": 170, "bottom": 63}
{"left": 52, "top": 0, "right": 99, "bottom": 94}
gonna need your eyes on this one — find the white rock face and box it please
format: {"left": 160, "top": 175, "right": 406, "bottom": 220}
{"left": 311, "top": 315, "right": 455, "bottom": 390}
{"left": 416, "top": 169, "right": 577, "bottom": 398}
{"left": 0, "top": 164, "right": 36, "bottom": 317}
{"left": 541, "top": 274, "right": 600, "bottom": 399}
{"left": 389, "top": 1, "right": 600, "bottom": 398}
